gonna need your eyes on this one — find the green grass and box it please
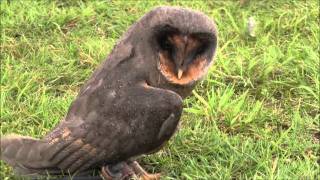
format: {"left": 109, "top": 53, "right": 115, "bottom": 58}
{"left": 1, "top": 0, "right": 319, "bottom": 179}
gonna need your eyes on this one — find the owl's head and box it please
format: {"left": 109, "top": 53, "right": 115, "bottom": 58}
{"left": 140, "top": 6, "right": 218, "bottom": 86}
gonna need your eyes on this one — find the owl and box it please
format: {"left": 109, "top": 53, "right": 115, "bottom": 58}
{"left": 1, "top": 6, "right": 218, "bottom": 179}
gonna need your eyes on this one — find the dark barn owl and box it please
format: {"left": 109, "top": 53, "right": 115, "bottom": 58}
{"left": 1, "top": 6, "right": 218, "bottom": 179}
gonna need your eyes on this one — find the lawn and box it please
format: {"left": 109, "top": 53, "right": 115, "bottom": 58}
{"left": 0, "top": 0, "right": 319, "bottom": 179}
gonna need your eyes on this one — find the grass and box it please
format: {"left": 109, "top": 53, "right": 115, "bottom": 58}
{"left": 0, "top": 0, "right": 319, "bottom": 179}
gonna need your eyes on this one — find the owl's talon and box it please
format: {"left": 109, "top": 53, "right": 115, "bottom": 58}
{"left": 140, "top": 173, "right": 161, "bottom": 180}
{"left": 100, "top": 162, "right": 134, "bottom": 180}
{"left": 101, "top": 166, "right": 113, "bottom": 180}
{"left": 128, "top": 161, "right": 161, "bottom": 180}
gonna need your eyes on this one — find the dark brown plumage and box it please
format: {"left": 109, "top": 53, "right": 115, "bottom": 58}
{"left": 1, "top": 6, "right": 218, "bottom": 179}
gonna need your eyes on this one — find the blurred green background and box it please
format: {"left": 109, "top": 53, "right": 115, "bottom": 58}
{"left": 1, "top": 0, "right": 319, "bottom": 179}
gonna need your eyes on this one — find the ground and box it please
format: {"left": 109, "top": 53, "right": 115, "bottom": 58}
{"left": 0, "top": 0, "right": 319, "bottom": 179}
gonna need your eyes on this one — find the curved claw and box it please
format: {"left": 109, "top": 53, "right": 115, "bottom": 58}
{"left": 140, "top": 173, "right": 161, "bottom": 180}
{"left": 129, "top": 161, "right": 161, "bottom": 180}
{"left": 100, "top": 163, "right": 134, "bottom": 180}
{"left": 100, "top": 161, "right": 160, "bottom": 180}
{"left": 100, "top": 166, "right": 113, "bottom": 180}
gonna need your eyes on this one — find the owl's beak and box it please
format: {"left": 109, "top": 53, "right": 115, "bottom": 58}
{"left": 177, "top": 68, "right": 183, "bottom": 79}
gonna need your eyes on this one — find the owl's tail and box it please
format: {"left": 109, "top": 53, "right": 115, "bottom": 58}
{"left": 0, "top": 134, "right": 56, "bottom": 176}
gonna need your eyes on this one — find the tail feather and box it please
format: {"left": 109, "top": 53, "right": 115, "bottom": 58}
{"left": 1, "top": 134, "right": 54, "bottom": 175}
{"left": 1, "top": 132, "right": 99, "bottom": 177}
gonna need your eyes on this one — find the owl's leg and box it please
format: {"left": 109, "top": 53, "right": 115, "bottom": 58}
{"left": 128, "top": 161, "right": 161, "bottom": 180}
{"left": 100, "top": 162, "right": 133, "bottom": 180}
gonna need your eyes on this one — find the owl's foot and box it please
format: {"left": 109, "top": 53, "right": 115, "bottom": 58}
{"left": 129, "top": 161, "right": 161, "bottom": 180}
{"left": 100, "top": 162, "right": 134, "bottom": 180}
{"left": 100, "top": 161, "right": 160, "bottom": 180}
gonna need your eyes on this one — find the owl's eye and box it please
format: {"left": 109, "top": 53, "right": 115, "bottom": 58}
{"left": 154, "top": 25, "right": 179, "bottom": 53}
{"left": 162, "top": 39, "right": 172, "bottom": 50}
{"left": 157, "top": 35, "right": 174, "bottom": 53}
{"left": 195, "top": 42, "right": 208, "bottom": 57}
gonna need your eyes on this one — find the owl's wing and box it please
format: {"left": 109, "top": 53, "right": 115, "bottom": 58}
{"left": 1, "top": 83, "right": 183, "bottom": 176}
{"left": 44, "top": 83, "right": 183, "bottom": 174}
